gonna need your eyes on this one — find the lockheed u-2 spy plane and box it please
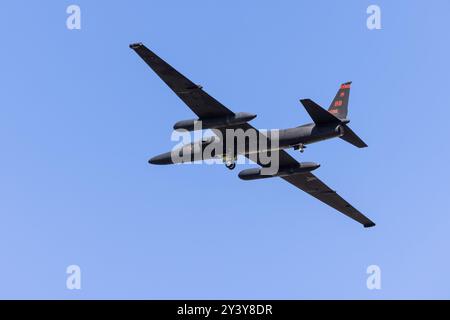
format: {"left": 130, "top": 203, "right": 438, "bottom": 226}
{"left": 130, "top": 43, "right": 375, "bottom": 228}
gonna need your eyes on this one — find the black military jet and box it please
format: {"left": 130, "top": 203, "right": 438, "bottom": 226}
{"left": 130, "top": 43, "right": 375, "bottom": 228}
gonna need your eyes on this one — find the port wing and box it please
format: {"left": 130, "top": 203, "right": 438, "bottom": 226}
{"left": 130, "top": 43, "right": 234, "bottom": 118}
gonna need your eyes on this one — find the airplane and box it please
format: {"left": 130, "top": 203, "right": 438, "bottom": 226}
{"left": 130, "top": 42, "right": 375, "bottom": 228}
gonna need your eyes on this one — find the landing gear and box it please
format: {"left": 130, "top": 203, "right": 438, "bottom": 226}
{"left": 225, "top": 162, "right": 236, "bottom": 170}
{"left": 294, "top": 144, "right": 307, "bottom": 153}
{"left": 224, "top": 156, "right": 236, "bottom": 170}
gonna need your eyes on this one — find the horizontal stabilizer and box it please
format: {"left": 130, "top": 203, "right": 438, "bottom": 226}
{"left": 300, "top": 99, "right": 341, "bottom": 125}
{"left": 340, "top": 125, "right": 368, "bottom": 148}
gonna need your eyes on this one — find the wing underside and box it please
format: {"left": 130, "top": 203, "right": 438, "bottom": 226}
{"left": 282, "top": 173, "right": 375, "bottom": 227}
{"left": 130, "top": 43, "right": 234, "bottom": 119}
{"left": 247, "top": 146, "right": 374, "bottom": 228}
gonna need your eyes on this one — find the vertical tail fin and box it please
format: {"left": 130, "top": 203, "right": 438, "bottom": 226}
{"left": 328, "top": 82, "right": 351, "bottom": 120}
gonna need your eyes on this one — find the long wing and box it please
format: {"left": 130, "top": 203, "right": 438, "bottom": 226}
{"left": 130, "top": 43, "right": 234, "bottom": 119}
{"left": 281, "top": 172, "right": 375, "bottom": 228}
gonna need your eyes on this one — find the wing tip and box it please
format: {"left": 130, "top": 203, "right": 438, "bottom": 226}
{"left": 129, "top": 42, "right": 143, "bottom": 49}
{"left": 364, "top": 222, "right": 376, "bottom": 228}
{"left": 300, "top": 98, "right": 314, "bottom": 105}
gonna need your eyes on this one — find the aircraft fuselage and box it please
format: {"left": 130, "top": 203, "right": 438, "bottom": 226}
{"left": 149, "top": 122, "right": 346, "bottom": 165}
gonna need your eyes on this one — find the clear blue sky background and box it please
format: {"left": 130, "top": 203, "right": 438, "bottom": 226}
{"left": 1, "top": 0, "right": 450, "bottom": 299}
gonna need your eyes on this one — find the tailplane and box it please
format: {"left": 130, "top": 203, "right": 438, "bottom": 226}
{"left": 300, "top": 99, "right": 341, "bottom": 125}
{"left": 299, "top": 81, "right": 367, "bottom": 148}
{"left": 341, "top": 124, "right": 368, "bottom": 148}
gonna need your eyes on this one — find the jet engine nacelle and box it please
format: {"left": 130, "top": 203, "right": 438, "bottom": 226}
{"left": 173, "top": 112, "right": 257, "bottom": 131}
{"left": 238, "top": 162, "right": 320, "bottom": 181}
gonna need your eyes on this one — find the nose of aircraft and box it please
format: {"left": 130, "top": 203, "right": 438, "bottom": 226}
{"left": 148, "top": 152, "right": 173, "bottom": 165}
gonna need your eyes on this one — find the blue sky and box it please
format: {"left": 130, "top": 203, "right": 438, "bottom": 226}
{"left": 1, "top": 0, "right": 450, "bottom": 299}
